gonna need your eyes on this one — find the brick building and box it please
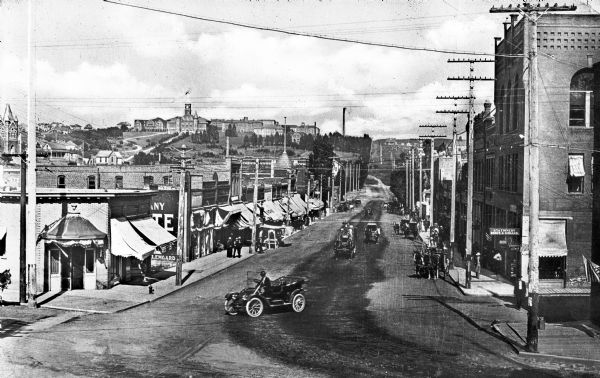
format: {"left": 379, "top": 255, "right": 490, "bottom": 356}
{"left": 135, "top": 104, "right": 209, "bottom": 134}
{"left": 472, "top": 9, "right": 600, "bottom": 288}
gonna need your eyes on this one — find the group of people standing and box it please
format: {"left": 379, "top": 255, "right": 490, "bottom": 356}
{"left": 225, "top": 234, "right": 244, "bottom": 258}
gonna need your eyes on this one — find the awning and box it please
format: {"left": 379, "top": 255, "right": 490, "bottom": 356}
{"left": 129, "top": 217, "right": 176, "bottom": 247}
{"left": 280, "top": 197, "right": 305, "bottom": 217}
{"left": 192, "top": 209, "right": 213, "bottom": 229}
{"left": 538, "top": 219, "right": 568, "bottom": 257}
{"left": 292, "top": 194, "right": 309, "bottom": 214}
{"left": 259, "top": 201, "right": 284, "bottom": 223}
{"left": 569, "top": 154, "right": 585, "bottom": 177}
{"left": 214, "top": 205, "right": 242, "bottom": 228}
{"left": 110, "top": 218, "right": 155, "bottom": 260}
{"left": 0, "top": 226, "right": 6, "bottom": 240}
{"left": 44, "top": 213, "right": 106, "bottom": 247}
{"left": 227, "top": 203, "right": 261, "bottom": 229}
{"left": 308, "top": 198, "right": 324, "bottom": 210}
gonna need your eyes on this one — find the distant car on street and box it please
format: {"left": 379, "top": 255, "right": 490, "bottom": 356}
{"left": 364, "top": 222, "right": 380, "bottom": 244}
{"left": 354, "top": 199, "right": 362, "bottom": 205}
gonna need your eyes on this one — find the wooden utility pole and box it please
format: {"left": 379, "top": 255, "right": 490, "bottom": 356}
{"left": 437, "top": 99, "right": 469, "bottom": 267}
{"left": 419, "top": 125, "right": 448, "bottom": 240}
{"left": 251, "top": 158, "right": 259, "bottom": 253}
{"left": 405, "top": 157, "right": 409, "bottom": 208}
{"left": 410, "top": 148, "right": 415, "bottom": 211}
{"left": 490, "top": 0, "right": 576, "bottom": 354}
{"left": 25, "top": 0, "right": 37, "bottom": 304}
{"left": 442, "top": 58, "right": 494, "bottom": 287}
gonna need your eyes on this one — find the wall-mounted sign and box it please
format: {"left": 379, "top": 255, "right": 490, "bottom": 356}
{"left": 489, "top": 228, "right": 520, "bottom": 236}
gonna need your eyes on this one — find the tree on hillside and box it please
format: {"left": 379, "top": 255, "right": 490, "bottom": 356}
{"left": 308, "top": 135, "right": 335, "bottom": 200}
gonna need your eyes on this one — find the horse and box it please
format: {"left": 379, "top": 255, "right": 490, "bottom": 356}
{"left": 0, "top": 269, "right": 11, "bottom": 305}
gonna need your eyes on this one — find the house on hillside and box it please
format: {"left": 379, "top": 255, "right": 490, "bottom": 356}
{"left": 94, "top": 150, "right": 123, "bottom": 166}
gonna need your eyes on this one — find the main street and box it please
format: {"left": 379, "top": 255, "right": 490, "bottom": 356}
{"left": 0, "top": 181, "right": 569, "bottom": 377}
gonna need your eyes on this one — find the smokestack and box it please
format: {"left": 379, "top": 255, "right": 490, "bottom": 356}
{"left": 342, "top": 107, "right": 346, "bottom": 136}
{"left": 226, "top": 136, "right": 230, "bottom": 157}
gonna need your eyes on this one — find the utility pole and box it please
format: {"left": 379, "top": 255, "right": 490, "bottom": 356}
{"left": 419, "top": 125, "right": 448, "bottom": 241}
{"left": 251, "top": 158, "right": 259, "bottom": 253}
{"left": 174, "top": 146, "right": 193, "bottom": 286}
{"left": 419, "top": 144, "right": 423, "bottom": 218}
{"left": 437, "top": 99, "right": 469, "bottom": 268}
{"left": 439, "top": 57, "right": 494, "bottom": 287}
{"left": 410, "top": 148, "right": 415, "bottom": 212}
{"left": 320, "top": 174, "right": 324, "bottom": 203}
{"left": 405, "top": 157, "right": 409, "bottom": 208}
{"left": 26, "top": 0, "right": 37, "bottom": 305}
{"left": 490, "top": 1, "right": 575, "bottom": 353}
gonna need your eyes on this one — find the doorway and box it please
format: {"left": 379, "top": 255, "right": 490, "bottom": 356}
{"left": 71, "top": 247, "right": 84, "bottom": 289}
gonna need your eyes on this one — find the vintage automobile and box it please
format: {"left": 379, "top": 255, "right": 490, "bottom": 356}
{"left": 337, "top": 202, "right": 350, "bottom": 212}
{"left": 224, "top": 271, "right": 307, "bottom": 318}
{"left": 334, "top": 224, "right": 356, "bottom": 259}
{"left": 364, "top": 222, "right": 380, "bottom": 244}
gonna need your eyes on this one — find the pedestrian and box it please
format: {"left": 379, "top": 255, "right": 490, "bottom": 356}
{"left": 226, "top": 235, "right": 234, "bottom": 258}
{"left": 234, "top": 235, "right": 243, "bottom": 258}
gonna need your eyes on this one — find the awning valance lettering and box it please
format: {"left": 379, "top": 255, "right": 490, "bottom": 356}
{"left": 110, "top": 218, "right": 155, "bottom": 261}
{"left": 568, "top": 155, "right": 585, "bottom": 177}
{"left": 538, "top": 219, "right": 568, "bottom": 257}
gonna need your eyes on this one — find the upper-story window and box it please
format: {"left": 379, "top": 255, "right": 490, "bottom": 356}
{"left": 57, "top": 175, "right": 66, "bottom": 189}
{"left": 569, "top": 68, "right": 594, "bottom": 127}
{"left": 143, "top": 176, "right": 154, "bottom": 186}
{"left": 87, "top": 175, "right": 96, "bottom": 189}
{"left": 568, "top": 154, "right": 585, "bottom": 193}
{"left": 115, "top": 176, "right": 123, "bottom": 189}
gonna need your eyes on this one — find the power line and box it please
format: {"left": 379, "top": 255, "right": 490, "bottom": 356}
{"left": 102, "top": 0, "right": 522, "bottom": 58}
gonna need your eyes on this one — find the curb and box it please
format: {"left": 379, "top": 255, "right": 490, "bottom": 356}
{"left": 517, "top": 351, "right": 600, "bottom": 367}
{"left": 38, "top": 305, "right": 112, "bottom": 314}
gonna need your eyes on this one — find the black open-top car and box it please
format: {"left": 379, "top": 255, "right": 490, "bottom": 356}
{"left": 224, "top": 272, "right": 308, "bottom": 317}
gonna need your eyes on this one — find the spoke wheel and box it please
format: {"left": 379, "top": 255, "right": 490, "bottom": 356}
{"left": 224, "top": 299, "right": 238, "bottom": 316}
{"left": 291, "top": 293, "right": 306, "bottom": 313}
{"left": 245, "top": 297, "right": 264, "bottom": 318}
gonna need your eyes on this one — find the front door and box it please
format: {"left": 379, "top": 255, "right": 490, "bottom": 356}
{"left": 71, "top": 247, "right": 84, "bottom": 290}
{"left": 60, "top": 249, "right": 70, "bottom": 291}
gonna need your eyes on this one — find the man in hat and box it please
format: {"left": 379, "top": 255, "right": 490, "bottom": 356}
{"left": 226, "top": 235, "right": 234, "bottom": 258}
{"left": 234, "top": 235, "right": 243, "bottom": 258}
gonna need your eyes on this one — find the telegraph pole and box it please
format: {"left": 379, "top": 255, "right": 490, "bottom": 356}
{"left": 437, "top": 98, "right": 470, "bottom": 268}
{"left": 419, "top": 146, "right": 423, "bottom": 217}
{"left": 405, "top": 156, "right": 409, "bottom": 208}
{"left": 251, "top": 158, "right": 259, "bottom": 253}
{"left": 410, "top": 148, "right": 415, "bottom": 212}
{"left": 419, "top": 125, "right": 448, "bottom": 239}
{"left": 440, "top": 57, "right": 494, "bottom": 288}
{"left": 490, "top": 1, "right": 575, "bottom": 353}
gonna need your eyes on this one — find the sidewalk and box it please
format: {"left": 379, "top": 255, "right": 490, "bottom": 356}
{"left": 36, "top": 246, "right": 257, "bottom": 313}
{"left": 34, "top": 204, "right": 356, "bottom": 314}
{"left": 415, "top": 227, "right": 600, "bottom": 368}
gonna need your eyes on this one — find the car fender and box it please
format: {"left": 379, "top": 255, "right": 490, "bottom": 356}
{"left": 225, "top": 292, "right": 238, "bottom": 300}
{"left": 288, "top": 288, "right": 304, "bottom": 302}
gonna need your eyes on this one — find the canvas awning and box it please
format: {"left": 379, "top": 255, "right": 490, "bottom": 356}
{"left": 214, "top": 205, "right": 242, "bottom": 228}
{"left": 192, "top": 209, "right": 213, "bottom": 229}
{"left": 538, "top": 219, "right": 568, "bottom": 257}
{"left": 292, "top": 194, "right": 308, "bottom": 213}
{"left": 228, "top": 203, "right": 261, "bottom": 229}
{"left": 0, "top": 226, "right": 6, "bottom": 240}
{"left": 44, "top": 213, "right": 106, "bottom": 247}
{"left": 259, "top": 201, "right": 284, "bottom": 223}
{"left": 308, "top": 198, "right": 325, "bottom": 210}
{"left": 110, "top": 218, "right": 155, "bottom": 261}
{"left": 569, "top": 154, "right": 585, "bottom": 177}
{"left": 280, "top": 197, "right": 305, "bottom": 217}
{"left": 129, "top": 217, "right": 176, "bottom": 247}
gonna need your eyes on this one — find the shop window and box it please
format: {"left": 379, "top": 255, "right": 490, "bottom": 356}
{"left": 163, "top": 175, "right": 172, "bottom": 186}
{"left": 50, "top": 249, "right": 59, "bottom": 275}
{"left": 115, "top": 176, "right": 123, "bottom": 189}
{"left": 57, "top": 175, "right": 66, "bottom": 189}
{"left": 539, "top": 256, "right": 565, "bottom": 279}
{"left": 569, "top": 68, "right": 594, "bottom": 127}
{"left": 85, "top": 249, "right": 95, "bottom": 273}
{"left": 87, "top": 175, "right": 96, "bottom": 189}
{"left": 568, "top": 154, "right": 585, "bottom": 193}
{"left": 143, "top": 176, "right": 154, "bottom": 186}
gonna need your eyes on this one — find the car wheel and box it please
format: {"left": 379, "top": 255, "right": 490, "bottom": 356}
{"left": 246, "top": 297, "right": 264, "bottom": 318}
{"left": 224, "top": 299, "right": 238, "bottom": 316}
{"left": 291, "top": 293, "right": 306, "bottom": 313}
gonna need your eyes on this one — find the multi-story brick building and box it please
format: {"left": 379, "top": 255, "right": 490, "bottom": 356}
{"left": 471, "top": 9, "right": 600, "bottom": 289}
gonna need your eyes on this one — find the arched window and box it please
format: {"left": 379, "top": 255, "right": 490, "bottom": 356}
{"left": 57, "top": 175, "right": 66, "bottom": 189}
{"left": 569, "top": 68, "right": 594, "bottom": 127}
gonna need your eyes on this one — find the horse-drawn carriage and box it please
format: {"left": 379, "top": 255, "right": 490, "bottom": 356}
{"left": 334, "top": 223, "right": 356, "bottom": 259}
{"left": 413, "top": 246, "right": 449, "bottom": 280}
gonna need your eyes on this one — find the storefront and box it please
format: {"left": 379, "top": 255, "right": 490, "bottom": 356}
{"left": 43, "top": 211, "right": 107, "bottom": 291}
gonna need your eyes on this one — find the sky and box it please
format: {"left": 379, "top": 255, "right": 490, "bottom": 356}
{"left": 1, "top": 0, "right": 599, "bottom": 139}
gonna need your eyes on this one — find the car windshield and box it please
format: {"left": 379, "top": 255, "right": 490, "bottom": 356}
{"left": 367, "top": 225, "right": 378, "bottom": 231}
{"left": 246, "top": 271, "right": 263, "bottom": 289}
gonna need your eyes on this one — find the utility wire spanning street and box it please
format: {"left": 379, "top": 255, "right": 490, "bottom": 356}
{"left": 0, "top": 181, "right": 575, "bottom": 377}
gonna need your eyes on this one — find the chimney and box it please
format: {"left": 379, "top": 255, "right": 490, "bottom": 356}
{"left": 342, "top": 107, "right": 346, "bottom": 136}
{"left": 226, "top": 136, "right": 230, "bottom": 157}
